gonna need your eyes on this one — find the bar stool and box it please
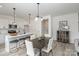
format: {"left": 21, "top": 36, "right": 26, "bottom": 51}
{"left": 18, "top": 37, "right": 26, "bottom": 48}
{"left": 9, "top": 39, "right": 19, "bottom": 52}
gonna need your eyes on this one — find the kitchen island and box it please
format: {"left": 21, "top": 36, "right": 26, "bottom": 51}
{"left": 5, "top": 33, "right": 32, "bottom": 52}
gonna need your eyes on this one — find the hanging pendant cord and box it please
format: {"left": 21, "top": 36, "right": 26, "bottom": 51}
{"left": 37, "top": 3, "right": 40, "bottom": 17}
{"left": 28, "top": 13, "right": 31, "bottom": 24}
{"left": 13, "top": 8, "right": 16, "bottom": 23}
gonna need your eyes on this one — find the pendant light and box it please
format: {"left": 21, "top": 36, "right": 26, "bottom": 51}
{"left": 35, "top": 3, "right": 43, "bottom": 21}
{"left": 35, "top": 3, "right": 39, "bottom": 21}
{"left": 28, "top": 13, "right": 31, "bottom": 32}
{"left": 35, "top": 3, "right": 42, "bottom": 21}
{"left": 28, "top": 13, "right": 31, "bottom": 24}
{"left": 12, "top": 8, "right": 16, "bottom": 25}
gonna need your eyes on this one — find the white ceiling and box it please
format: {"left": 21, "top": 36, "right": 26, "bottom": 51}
{"left": 0, "top": 3, "right": 79, "bottom": 19}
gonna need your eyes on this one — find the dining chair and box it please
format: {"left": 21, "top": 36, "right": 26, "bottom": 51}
{"left": 41, "top": 37, "right": 53, "bottom": 56}
{"left": 9, "top": 39, "right": 19, "bottom": 52}
{"left": 18, "top": 38, "right": 26, "bottom": 48}
{"left": 25, "top": 40, "right": 40, "bottom": 56}
{"left": 44, "top": 34, "right": 51, "bottom": 38}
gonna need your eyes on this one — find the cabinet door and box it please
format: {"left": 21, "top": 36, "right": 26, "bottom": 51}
{"left": 57, "top": 31, "right": 69, "bottom": 43}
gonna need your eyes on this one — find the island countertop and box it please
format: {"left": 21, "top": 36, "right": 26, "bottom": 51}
{"left": 5, "top": 33, "right": 32, "bottom": 52}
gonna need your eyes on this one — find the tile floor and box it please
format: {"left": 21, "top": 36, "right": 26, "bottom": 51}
{"left": 0, "top": 40, "right": 77, "bottom": 56}
{"left": 52, "top": 41, "right": 77, "bottom": 56}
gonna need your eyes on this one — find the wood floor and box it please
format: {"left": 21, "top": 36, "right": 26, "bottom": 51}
{"left": 0, "top": 40, "right": 77, "bottom": 56}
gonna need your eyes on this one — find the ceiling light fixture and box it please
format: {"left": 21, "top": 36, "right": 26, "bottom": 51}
{"left": 35, "top": 3, "right": 42, "bottom": 21}
{"left": 28, "top": 13, "right": 31, "bottom": 32}
{"left": 12, "top": 8, "right": 16, "bottom": 25}
{"left": 28, "top": 13, "right": 31, "bottom": 24}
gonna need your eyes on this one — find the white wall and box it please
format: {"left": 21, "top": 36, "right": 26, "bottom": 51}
{"left": 52, "top": 13, "right": 78, "bottom": 43}
{"left": 1, "top": 12, "right": 76, "bottom": 44}
{"left": 27, "top": 13, "right": 79, "bottom": 43}
{"left": 30, "top": 15, "right": 52, "bottom": 38}
{"left": 0, "top": 15, "right": 28, "bottom": 44}
{"left": 30, "top": 18, "right": 41, "bottom": 37}
{"left": 0, "top": 15, "right": 28, "bottom": 28}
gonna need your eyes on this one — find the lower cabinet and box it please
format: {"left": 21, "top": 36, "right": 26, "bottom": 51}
{"left": 57, "top": 31, "right": 69, "bottom": 43}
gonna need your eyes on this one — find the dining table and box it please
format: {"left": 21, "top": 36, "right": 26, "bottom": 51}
{"left": 31, "top": 37, "right": 51, "bottom": 56}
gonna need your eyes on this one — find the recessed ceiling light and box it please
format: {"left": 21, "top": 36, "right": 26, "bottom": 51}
{"left": 0, "top": 5, "right": 3, "bottom": 8}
